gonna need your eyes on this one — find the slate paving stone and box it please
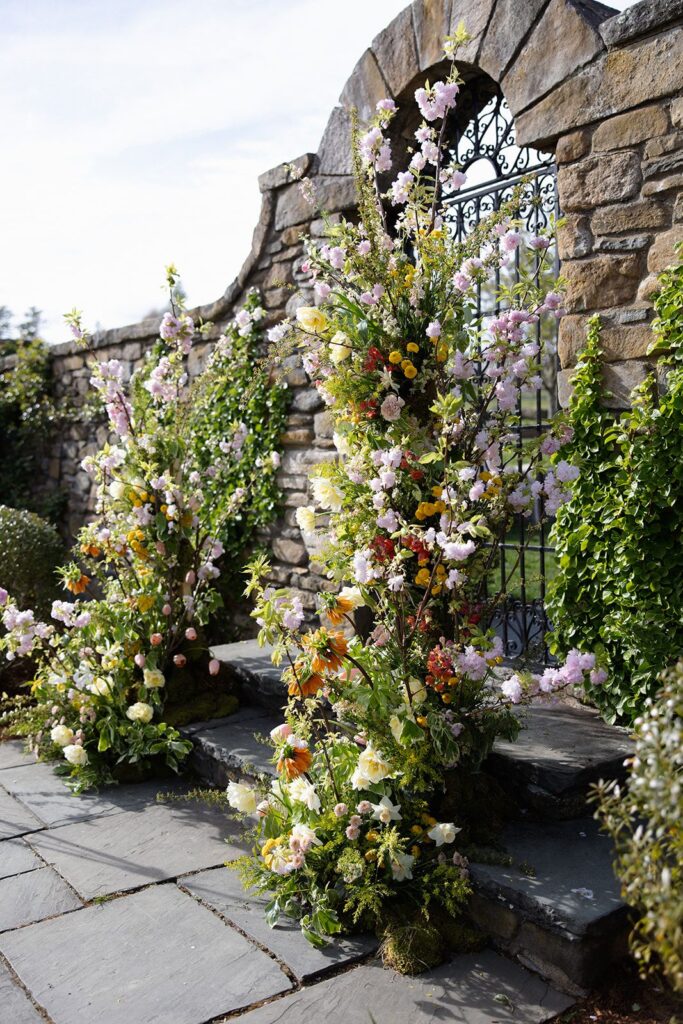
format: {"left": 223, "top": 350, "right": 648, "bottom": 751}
{"left": 0, "top": 865, "right": 82, "bottom": 932}
{"left": 0, "top": 837, "right": 42, "bottom": 879}
{"left": 180, "top": 866, "right": 377, "bottom": 981}
{"left": 0, "top": 762, "right": 184, "bottom": 828}
{"left": 0, "top": 960, "right": 44, "bottom": 1024}
{"left": 0, "top": 740, "right": 35, "bottom": 770}
{"left": 27, "top": 794, "right": 246, "bottom": 899}
{"left": 0, "top": 785, "right": 43, "bottom": 840}
{"left": 0, "top": 884, "right": 292, "bottom": 1024}
{"left": 470, "top": 817, "right": 626, "bottom": 937}
{"left": 236, "top": 949, "right": 573, "bottom": 1023}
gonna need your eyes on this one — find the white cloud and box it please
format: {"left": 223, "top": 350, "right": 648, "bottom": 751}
{"left": 0, "top": 0, "right": 639, "bottom": 341}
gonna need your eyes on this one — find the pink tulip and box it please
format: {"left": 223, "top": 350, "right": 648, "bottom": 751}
{"left": 134, "top": 653, "right": 146, "bottom": 668}
{"left": 208, "top": 658, "right": 220, "bottom": 676}
{"left": 151, "top": 633, "right": 163, "bottom": 647}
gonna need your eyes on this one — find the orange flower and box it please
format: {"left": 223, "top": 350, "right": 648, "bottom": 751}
{"left": 66, "top": 574, "right": 90, "bottom": 595}
{"left": 277, "top": 743, "right": 312, "bottom": 779}
{"left": 325, "top": 594, "right": 356, "bottom": 626}
{"left": 80, "top": 544, "right": 101, "bottom": 558}
{"left": 285, "top": 662, "right": 324, "bottom": 698}
{"left": 303, "top": 628, "right": 348, "bottom": 674}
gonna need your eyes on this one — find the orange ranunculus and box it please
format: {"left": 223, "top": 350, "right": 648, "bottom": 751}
{"left": 285, "top": 662, "right": 324, "bottom": 698}
{"left": 303, "top": 628, "right": 348, "bottom": 675}
{"left": 277, "top": 743, "right": 312, "bottom": 780}
{"left": 66, "top": 574, "right": 90, "bottom": 595}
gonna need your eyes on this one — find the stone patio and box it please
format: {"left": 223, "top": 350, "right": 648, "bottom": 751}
{"left": 0, "top": 738, "right": 574, "bottom": 1024}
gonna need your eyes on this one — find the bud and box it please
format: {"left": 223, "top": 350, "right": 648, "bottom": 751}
{"left": 208, "top": 658, "right": 220, "bottom": 676}
{"left": 173, "top": 654, "right": 187, "bottom": 668}
{"left": 185, "top": 627, "right": 197, "bottom": 641}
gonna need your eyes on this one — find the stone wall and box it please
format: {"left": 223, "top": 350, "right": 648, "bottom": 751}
{"left": 4, "top": 0, "right": 682, "bottom": 612}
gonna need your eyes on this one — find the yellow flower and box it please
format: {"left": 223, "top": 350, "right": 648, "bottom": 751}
{"left": 388, "top": 350, "right": 402, "bottom": 364}
{"left": 137, "top": 594, "right": 155, "bottom": 613}
{"left": 415, "top": 567, "right": 431, "bottom": 587}
{"left": 436, "top": 341, "right": 448, "bottom": 362}
{"left": 364, "top": 849, "right": 378, "bottom": 862}
{"left": 404, "top": 363, "right": 417, "bottom": 379}
{"left": 407, "top": 342, "right": 419, "bottom": 353}
{"left": 431, "top": 485, "right": 443, "bottom": 498}
{"left": 296, "top": 306, "right": 327, "bottom": 334}
{"left": 410, "top": 824, "right": 423, "bottom": 836}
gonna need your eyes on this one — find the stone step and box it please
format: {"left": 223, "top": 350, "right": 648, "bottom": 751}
{"left": 468, "top": 817, "right": 630, "bottom": 996}
{"left": 208, "top": 641, "right": 633, "bottom": 817}
{"left": 182, "top": 706, "right": 280, "bottom": 787}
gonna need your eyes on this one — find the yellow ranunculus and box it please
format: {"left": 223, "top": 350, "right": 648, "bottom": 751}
{"left": 388, "top": 350, "right": 402, "bottom": 364}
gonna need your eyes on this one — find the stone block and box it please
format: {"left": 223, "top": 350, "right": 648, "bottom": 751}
{"left": 449, "top": 0, "right": 495, "bottom": 64}
{"left": 314, "top": 409, "right": 335, "bottom": 438}
{"left": 558, "top": 151, "right": 640, "bottom": 211}
{"left": 258, "top": 153, "right": 313, "bottom": 193}
{"left": 600, "top": 0, "right": 683, "bottom": 48}
{"left": 0, "top": 885, "right": 291, "bottom": 1024}
{"left": 642, "top": 172, "right": 683, "bottom": 196}
{"left": 280, "top": 428, "right": 314, "bottom": 444}
{"left": 592, "top": 104, "right": 670, "bottom": 151}
{"left": 502, "top": 0, "right": 604, "bottom": 116}
{"left": 563, "top": 253, "right": 641, "bottom": 311}
{"left": 317, "top": 106, "right": 354, "bottom": 176}
{"left": 516, "top": 28, "right": 683, "bottom": 149}
{"left": 559, "top": 316, "right": 653, "bottom": 367}
{"left": 274, "top": 176, "right": 356, "bottom": 231}
{"left": 478, "top": 0, "right": 546, "bottom": 83}
{"left": 647, "top": 225, "right": 683, "bottom": 272}
{"left": 560, "top": 358, "right": 656, "bottom": 408}
{"left": 673, "top": 96, "right": 683, "bottom": 129}
{"left": 675, "top": 194, "right": 683, "bottom": 222}
{"left": 272, "top": 537, "right": 308, "bottom": 566}
{"left": 591, "top": 199, "right": 669, "bottom": 234}
{"left": 340, "top": 48, "right": 390, "bottom": 123}
{"left": 645, "top": 132, "right": 683, "bottom": 160}
{"left": 181, "top": 867, "right": 376, "bottom": 982}
{"left": 643, "top": 151, "right": 683, "bottom": 181}
{"left": 0, "top": 866, "right": 82, "bottom": 931}
{"left": 595, "top": 234, "right": 651, "bottom": 253}
{"left": 557, "top": 214, "right": 592, "bottom": 260}
{"left": 555, "top": 129, "right": 591, "bottom": 164}
{"left": 291, "top": 388, "right": 323, "bottom": 412}
{"left": 60, "top": 354, "right": 85, "bottom": 372}
{"left": 235, "top": 951, "right": 572, "bottom": 1023}
{"left": 412, "top": 0, "right": 453, "bottom": 71}
{"left": 372, "top": 7, "right": 419, "bottom": 97}
{"left": 0, "top": 961, "right": 44, "bottom": 1024}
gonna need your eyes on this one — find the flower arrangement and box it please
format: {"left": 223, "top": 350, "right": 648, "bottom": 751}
{"left": 0, "top": 269, "right": 282, "bottom": 791}
{"left": 229, "top": 31, "right": 601, "bottom": 965}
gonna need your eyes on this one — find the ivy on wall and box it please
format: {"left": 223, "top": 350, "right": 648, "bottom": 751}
{"left": 548, "top": 249, "right": 683, "bottom": 723}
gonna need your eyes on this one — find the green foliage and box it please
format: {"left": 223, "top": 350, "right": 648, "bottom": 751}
{"left": 548, "top": 249, "right": 683, "bottom": 723}
{"left": 0, "top": 506, "right": 64, "bottom": 616}
{"left": 0, "top": 338, "right": 68, "bottom": 521}
{"left": 188, "top": 289, "right": 288, "bottom": 635}
{"left": 593, "top": 661, "right": 683, "bottom": 993}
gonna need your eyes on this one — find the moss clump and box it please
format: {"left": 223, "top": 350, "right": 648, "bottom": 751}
{"left": 381, "top": 918, "right": 444, "bottom": 974}
{"left": 164, "top": 692, "right": 239, "bottom": 728}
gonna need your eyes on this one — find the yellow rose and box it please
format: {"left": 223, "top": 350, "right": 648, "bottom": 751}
{"left": 329, "top": 331, "right": 352, "bottom": 365}
{"left": 296, "top": 306, "right": 327, "bottom": 334}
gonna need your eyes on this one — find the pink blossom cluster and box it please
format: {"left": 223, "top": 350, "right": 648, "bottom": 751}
{"left": 159, "top": 312, "right": 194, "bottom": 353}
{"left": 414, "top": 80, "right": 459, "bottom": 122}
{"left": 501, "top": 650, "right": 607, "bottom": 704}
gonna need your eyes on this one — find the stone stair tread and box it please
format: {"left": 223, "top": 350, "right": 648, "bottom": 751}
{"left": 210, "top": 639, "right": 282, "bottom": 708}
{"left": 470, "top": 817, "right": 627, "bottom": 939}
{"left": 488, "top": 704, "right": 632, "bottom": 797}
{"left": 182, "top": 706, "right": 280, "bottom": 785}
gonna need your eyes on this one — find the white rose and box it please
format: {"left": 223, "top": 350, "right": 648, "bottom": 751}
{"left": 63, "top": 744, "right": 89, "bottom": 766}
{"left": 329, "top": 331, "right": 352, "bottom": 365}
{"left": 50, "top": 724, "right": 74, "bottom": 747}
{"left": 296, "top": 306, "right": 327, "bottom": 334}
{"left": 90, "top": 677, "right": 112, "bottom": 697}
{"left": 311, "top": 476, "right": 344, "bottom": 512}
{"left": 227, "top": 781, "right": 258, "bottom": 814}
{"left": 427, "top": 822, "right": 461, "bottom": 847}
{"left": 143, "top": 668, "right": 165, "bottom": 689}
{"left": 332, "top": 432, "right": 351, "bottom": 456}
{"left": 356, "top": 744, "right": 391, "bottom": 785}
{"left": 126, "top": 702, "right": 154, "bottom": 724}
{"left": 295, "top": 505, "right": 317, "bottom": 533}
{"left": 288, "top": 777, "right": 321, "bottom": 813}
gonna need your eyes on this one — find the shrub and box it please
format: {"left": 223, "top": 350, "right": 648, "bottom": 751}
{"left": 594, "top": 661, "right": 683, "bottom": 993}
{"left": 0, "top": 505, "right": 63, "bottom": 616}
{"left": 547, "top": 249, "right": 683, "bottom": 723}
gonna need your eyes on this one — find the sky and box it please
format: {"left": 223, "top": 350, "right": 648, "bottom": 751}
{"left": 0, "top": 0, "right": 637, "bottom": 343}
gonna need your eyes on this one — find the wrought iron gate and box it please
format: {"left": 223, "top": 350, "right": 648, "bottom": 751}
{"left": 441, "top": 78, "right": 560, "bottom": 664}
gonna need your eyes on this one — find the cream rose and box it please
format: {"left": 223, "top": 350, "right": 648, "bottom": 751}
{"left": 295, "top": 505, "right": 316, "bottom": 533}
{"left": 126, "top": 701, "right": 154, "bottom": 724}
{"left": 296, "top": 306, "right": 327, "bottom": 334}
{"left": 108, "top": 480, "right": 126, "bottom": 500}
{"left": 143, "top": 668, "right": 165, "bottom": 689}
{"left": 311, "top": 476, "right": 344, "bottom": 512}
{"left": 227, "top": 781, "right": 258, "bottom": 814}
{"left": 328, "top": 331, "right": 352, "bottom": 365}
{"left": 50, "top": 724, "right": 74, "bottom": 747}
{"left": 63, "top": 744, "right": 89, "bottom": 766}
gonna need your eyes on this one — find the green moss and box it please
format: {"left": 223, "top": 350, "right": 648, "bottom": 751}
{"left": 164, "top": 692, "right": 239, "bottom": 728}
{"left": 381, "top": 918, "right": 444, "bottom": 975}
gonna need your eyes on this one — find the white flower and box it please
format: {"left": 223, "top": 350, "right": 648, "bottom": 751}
{"left": 389, "top": 714, "right": 404, "bottom": 744}
{"left": 143, "top": 668, "right": 165, "bottom": 689}
{"left": 108, "top": 480, "right": 127, "bottom": 500}
{"left": 391, "top": 852, "right": 414, "bottom": 881}
{"left": 227, "top": 781, "right": 258, "bottom": 814}
{"left": 328, "top": 330, "right": 352, "bottom": 364}
{"left": 371, "top": 795, "right": 402, "bottom": 824}
{"left": 126, "top": 701, "right": 154, "bottom": 724}
{"left": 402, "top": 677, "right": 427, "bottom": 706}
{"left": 295, "top": 505, "right": 316, "bottom": 533}
{"left": 501, "top": 675, "right": 524, "bottom": 704}
{"left": 63, "top": 744, "right": 89, "bottom": 766}
{"left": 290, "top": 823, "right": 322, "bottom": 851}
{"left": 353, "top": 744, "right": 391, "bottom": 788}
{"left": 332, "top": 432, "right": 351, "bottom": 456}
{"left": 50, "top": 724, "right": 74, "bottom": 747}
{"left": 90, "top": 677, "right": 113, "bottom": 697}
{"left": 288, "top": 777, "right": 321, "bottom": 813}
{"left": 427, "top": 822, "right": 461, "bottom": 847}
{"left": 338, "top": 586, "right": 364, "bottom": 610}
{"left": 311, "top": 476, "right": 344, "bottom": 512}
